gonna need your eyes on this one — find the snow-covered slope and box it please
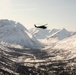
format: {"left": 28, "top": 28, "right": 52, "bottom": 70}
{"left": 44, "top": 34, "right": 76, "bottom": 60}
{"left": 29, "top": 27, "right": 76, "bottom": 49}
{"left": 49, "top": 29, "right": 60, "bottom": 35}
{"left": 0, "top": 19, "right": 42, "bottom": 49}
{"left": 29, "top": 28, "right": 59, "bottom": 39}
{"left": 49, "top": 28, "right": 72, "bottom": 40}
{"left": 53, "top": 34, "right": 76, "bottom": 50}
{"left": 29, "top": 28, "right": 51, "bottom": 39}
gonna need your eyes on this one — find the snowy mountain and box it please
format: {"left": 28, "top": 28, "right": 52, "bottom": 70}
{"left": 0, "top": 20, "right": 76, "bottom": 74}
{"left": 0, "top": 41, "right": 49, "bottom": 75}
{"left": 29, "top": 28, "right": 76, "bottom": 46}
{"left": 0, "top": 19, "right": 43, "bottom": 49}
{"left": 49, "top": 28, "right": 72, "bottom": 40}
{"left": 53, "top": 34, "right": 76, "bottom": 51}
{"left": 43, "top": 34, "right": 76, "bottom": 61}
{"left": 29, "top": 28, "right": 50, "bottom": 39}
{"left": 30, "top": 27, "right": 76, "bottom": 41}
{"left": 29, "top": 28, "right": 59, "bottom": 39}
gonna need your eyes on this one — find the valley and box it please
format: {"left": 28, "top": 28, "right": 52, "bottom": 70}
{"left": 0, "top": 19, "right": 76, "bottom": 75}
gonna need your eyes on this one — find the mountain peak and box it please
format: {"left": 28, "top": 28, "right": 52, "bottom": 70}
{"left": 0, "top": 19, "right": 42, "bottom": 49}
{"left": 49, "top": 28, "right": 72, "bottom": 40}
{"left": 29, "top": 28, "right": 50, "bottom": 39}
{"left": 61, "top": 28, "right": 68, "bottom": 32}
{"left": 62, "top": 28, "right": 66, "bottom": 30}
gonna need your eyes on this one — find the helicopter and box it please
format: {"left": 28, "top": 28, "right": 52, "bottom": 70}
{"left": 34, "top": 23, "right": 48, "bottom": 29}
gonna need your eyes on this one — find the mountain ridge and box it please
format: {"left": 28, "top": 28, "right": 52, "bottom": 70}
{"left": 29, "top": 28, "right": 76, "bottom": 40}
{"left": 0, "top": 19, "right": 43, "bottom": 49}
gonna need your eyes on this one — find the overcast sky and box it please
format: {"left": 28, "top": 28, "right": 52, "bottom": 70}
{"left": 0, "top": 0, "right": 76, "bottom": 31}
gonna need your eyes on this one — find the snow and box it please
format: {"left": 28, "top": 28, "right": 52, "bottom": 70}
{"left": 25, "top": 31, "right": 33, "bottom": 38}
{"left": 24, "top": 58, "right": 46, "bottom": 63}
{"left": 29, "top": 28, "right": 51, "bottom": 39}
{"left": 0, "top": 19, "right": 43, "bottom": 49}
{"left": 49, "top": 28, "right": 72, "bottom": 40}
{"left": 29, "top": 28, "right": 60, "bottom": 45}
{"left": 0, "top": 19, "right": 76, "bottom": 62}
{"left": 1, "top": 67, "right": 19, "bottom": 75}
{"left": 29, "top": 27, "right": 76, "bottom": 51}
{"left": 29, "top": 28, "right": 60, "bottom": 39}
{"left": 44, "top": 34, "right": 76, "bottom": 60}
{"left": 0, "top": 20, "right": 76, "bottom": 75}
{"left": 53, "top": 34, "right": 76, "bottom": 50}
{"left": 30, "top": 27, "right": 76, "bottom": 41}
{"left": 0, "top": 41, "right": 23, "bottom": 49}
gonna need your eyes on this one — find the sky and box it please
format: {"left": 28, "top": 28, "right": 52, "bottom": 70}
{"left": 0, "top": 0, "right": 76, "bottom": 31}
